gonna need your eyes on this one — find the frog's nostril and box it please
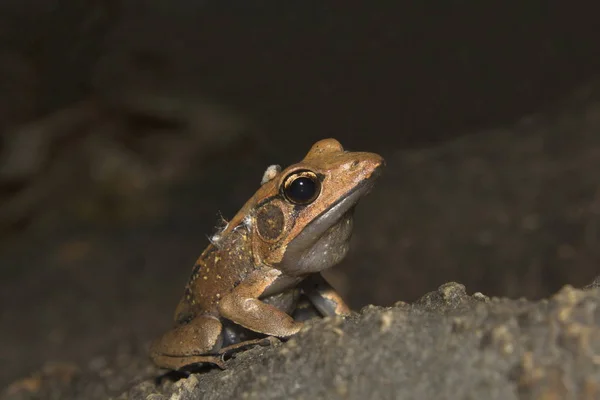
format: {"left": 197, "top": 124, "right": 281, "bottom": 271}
{"left": 351, "top": 160, "right": 360, "bottom": 168}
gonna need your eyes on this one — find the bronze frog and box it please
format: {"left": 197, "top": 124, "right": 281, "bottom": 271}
{"left": 150, "top": 138, "right": 384, "bottom": 369}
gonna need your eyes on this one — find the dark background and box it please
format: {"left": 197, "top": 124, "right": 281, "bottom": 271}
{"left": 1, "top": 1, "right": 600, "bottom": 392}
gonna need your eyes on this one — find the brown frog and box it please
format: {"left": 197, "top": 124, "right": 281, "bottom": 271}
{"left": 150, "top": 138, "right": 384, "bottom": 370}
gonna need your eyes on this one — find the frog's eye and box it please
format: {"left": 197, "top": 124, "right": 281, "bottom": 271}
{"left": 282, "top": 170, "right": 321, "bottom": 205}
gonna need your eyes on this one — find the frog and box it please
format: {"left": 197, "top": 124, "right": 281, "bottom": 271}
{"left": 150, "top": 138, "right": 384, "bottom": 370}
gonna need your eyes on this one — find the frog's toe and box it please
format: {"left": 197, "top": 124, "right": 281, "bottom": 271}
{"left": 217, "top": 336, "right": 279, "bottom": 359}
{"left": 153, "top": 354, "right": 227, "bottom": 371}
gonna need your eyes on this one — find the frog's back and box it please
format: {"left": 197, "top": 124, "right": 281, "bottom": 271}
{"left": 173, "top": 227, "right": 255, "bottom": 321}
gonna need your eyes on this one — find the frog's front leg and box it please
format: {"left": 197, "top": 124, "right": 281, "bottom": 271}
{"left": 218, "top": 269, "right": 304, "bottom": 337}
{"left": 300, "top": 273, "right": 352, "bottom": 317}
{"left": 149, "top": 314, "right": 227, "bottom": 370}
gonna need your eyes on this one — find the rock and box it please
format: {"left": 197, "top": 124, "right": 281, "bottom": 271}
{"left": 6, "top": 280, "right": 600, "bottom": 399}
{"left": 584, "top": 276, "right": 600, "bottom": 290}
{"left": 115, "top": 281, "right": 600, "bottom": 400}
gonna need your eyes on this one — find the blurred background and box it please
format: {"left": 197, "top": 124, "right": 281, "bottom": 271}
{"left": 1, "top": 1, "right": 600, "bottom": 391}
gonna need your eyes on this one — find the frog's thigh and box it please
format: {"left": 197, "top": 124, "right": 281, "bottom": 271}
{"left": 150, "top": 315, "right": 225, "bottom": 369}
{"left": 301, "top": 273, "right": 352, "bottom": 317}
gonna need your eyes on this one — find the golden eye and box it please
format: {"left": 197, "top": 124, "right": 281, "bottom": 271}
{"left": 282, "top": 170, "right": 320, "bottom": 205}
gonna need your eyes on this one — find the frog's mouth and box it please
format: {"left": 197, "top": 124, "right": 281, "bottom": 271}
{"left": 311, "top": 181, "right": 370, "bottom": 228}
{"left": 310, "top": 162, "right": 383, "bottom": 233}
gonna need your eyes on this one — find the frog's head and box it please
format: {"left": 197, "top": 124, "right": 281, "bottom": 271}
{"left": 234, "top": 138, "right": 384, "bottom": 276}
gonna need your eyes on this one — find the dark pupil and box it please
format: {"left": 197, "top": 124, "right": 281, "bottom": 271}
{"left": 286, "top": 176, "right": 317, "bottom": 203}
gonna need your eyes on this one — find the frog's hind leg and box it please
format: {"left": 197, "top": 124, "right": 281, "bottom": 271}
{"left": 150, "top": 315, "right": 227, "bottom": 370}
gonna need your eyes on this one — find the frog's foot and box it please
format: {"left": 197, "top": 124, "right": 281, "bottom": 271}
{"left": 153, "top": 353, "right": 226, "bottom": 370}
{"left": 218, "top": 336, "right": 279, "bottom": 359}
{"left": 152, "top": 339, "right": 276, "bottom": 371}
{"left": 300, "top": 273, "right": 352, "bottom": 317}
